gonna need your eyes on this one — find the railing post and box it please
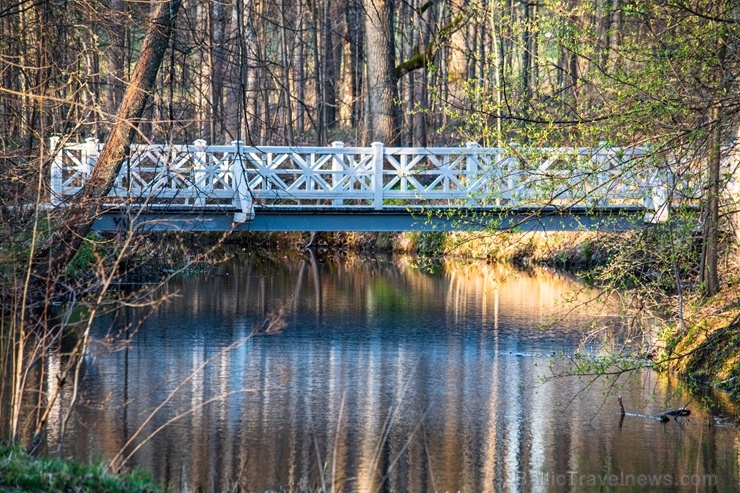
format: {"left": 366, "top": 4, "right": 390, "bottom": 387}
{"left": 506, "top": 142, "right": 520, "bottom": 206}
{"left": 372, "top": 142, "right": 384, "bottom": 210}
{"left": 465, "top": 142, "right": 479, "bottom": 206}
{"left": 82, "top": 136, "right": 98, "bottom": 176}
{"left": 592, "top": 143, "right": 610, "bottom": 207}
{"left": 644, "top": 168, "right": 670, "bottom": 223}
{"left": 231, "top": 140, "right": 254, "bottom": 223}
{"left": 192, "top": 139, "right": 207, "bottom": 206}
{"left": 332, "top": 141, "right": 344, "bottom": 206}
{"left": 49, "top": 136, "right": 63, "bottom": 206}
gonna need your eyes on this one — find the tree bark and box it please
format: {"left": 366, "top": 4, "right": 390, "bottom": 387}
{"left": 702, "top": 103, "right": 722, "bottom": 296}
{"left": 35, "top": 0, "right": 182, "bottom": 282}
{"left": 310, "top": 0, "right": 324, "bottom": 144}
{"left": 279, "top": 0, "right": 294, "bottom": 143}
{"left": 344, "top": 0, "right": 364, "bottom": 129}
{"left": 295, "top": 4, "right": 306, "bottom": 136}
{"left": 208, "top": 0, "right": 228, "bottom": 140}
{"left": 322, "top": 0, "right": 337, "bottom": 131}
{"left": 700, "top": 5, "right": 730, "bottom": 297}
{"left": 106, "top": 0, "right": 126, "bottom": 122}
{"left": 363, "top": 0, "right": 399, "bottom": 145}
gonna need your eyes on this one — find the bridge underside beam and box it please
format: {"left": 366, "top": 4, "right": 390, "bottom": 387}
{"left": 92, "top": 207, "right": 651, "bottom": 233}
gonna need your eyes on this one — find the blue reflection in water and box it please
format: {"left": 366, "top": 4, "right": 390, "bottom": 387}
{"left": 50, "top": 254, "right": 739, "bottom": 493}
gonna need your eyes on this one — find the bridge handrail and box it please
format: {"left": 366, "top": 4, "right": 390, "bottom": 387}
{"left": 49, "top": 138, "right": 685, "bottom": 224}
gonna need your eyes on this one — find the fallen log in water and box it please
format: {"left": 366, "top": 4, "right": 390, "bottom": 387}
{"left": 618, "top": 396, "right": 691, "bottom": 423}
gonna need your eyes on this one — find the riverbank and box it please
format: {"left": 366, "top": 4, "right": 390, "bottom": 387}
{"left": 661, "top": 281, "right": 740, "bottom": 400}
{"left": 0, "top": 445, "right": 163, "bottom": 492}
{"left": 214, "top": 229, "right": 618, "bottom": 269}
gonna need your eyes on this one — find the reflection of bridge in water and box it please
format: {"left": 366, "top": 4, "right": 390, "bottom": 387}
{"left": 50, "top": 138, "right": 694, "bottom": 232}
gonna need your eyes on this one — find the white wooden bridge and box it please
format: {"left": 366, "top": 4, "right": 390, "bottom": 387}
{"left": 49, "top": 138, "right": 691, "bottom": 232}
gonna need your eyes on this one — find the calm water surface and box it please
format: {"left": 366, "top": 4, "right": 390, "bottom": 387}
{"left": 46, "top": 254, "right": 739, "bottom": 492}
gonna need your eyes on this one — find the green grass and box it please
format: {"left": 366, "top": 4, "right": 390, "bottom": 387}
{"left": 0, "top": 445, "right": 164, "bottom": 493}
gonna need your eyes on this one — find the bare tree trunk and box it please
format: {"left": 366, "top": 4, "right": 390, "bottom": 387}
{"left": 35, "top": 0, "right": 182, "bottom": 282}
{"left": 344, "top": 0, "right": 363, "bottom": 130}
{"left": 279, "top": 0, "right": 294, "bottom": 144}
{"left": 310, "top": 0, "right": 324, "bottom": 144}
{"left": 492, "top": 2, "right": 504, "bottom": 144}
{"left": 225, "top": 0, "right": 248, "bottom": 139}
{"left": 106, "top": 0, "right": 126, "bottom": 122}
{"left": 609, "top": 0, "right": 623, "bottom": 69}
{"left": 363, "top": 0, "right": 399, "bottom": 145}
{"left": 256, "top": 0, "right": 268, "bottom": 144}
{"left": 195, "top": 0, "right": 208, "bottom": 137}
{"left": 530, "top": 1, "right": 538, "bottom": 96}
{"left": 568, "top": 10, "right": 579, "bottom": 103}
{"left": 700, "top": 10, "right": 730, "bottom": 297}
{"left": 414, "top": 0, "right": 430, "bottom": 147}
{"left": 209, "top": 0, "right": 228, "bottom": 140}
{"left": 322, "top": 0, "right": 337, "bottom": 131}
{"left": 405, "top": 0, "right": 415, "bottom": 145}
{"left": 521, "top": 0, "right": 532, "bottom": 110}
{"left": 243, "top": 0, "right": 261, "bottom": 143}
{"left": 478, "top": 0, "right": 487, "bottom": 90}
{"left": 702, "top": 104, "right": 722, "bottom": 296}
{"left": 311, "top": 0, "right": 325, "bottom": 146}
{"left": 295, "top": 4, "right": 306, "bottom": 136}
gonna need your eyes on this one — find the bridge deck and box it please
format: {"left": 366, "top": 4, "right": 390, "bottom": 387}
{"left": 92, "top": 205, "right": 653, "bottom": 232}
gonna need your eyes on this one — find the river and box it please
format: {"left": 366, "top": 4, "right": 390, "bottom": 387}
{"left": 43, "top": 253, "right": 739, "bottom": 492}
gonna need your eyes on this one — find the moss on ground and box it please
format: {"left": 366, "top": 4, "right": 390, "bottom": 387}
{"left": 0, "top": 445, "right": 164, "bottom": 493}
{"left": 662, "top": 295, "right": 740, "bottom": 399}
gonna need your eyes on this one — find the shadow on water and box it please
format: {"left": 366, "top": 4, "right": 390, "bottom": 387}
{"left": 34, "top": 253, "right": 739, "bottom": 492}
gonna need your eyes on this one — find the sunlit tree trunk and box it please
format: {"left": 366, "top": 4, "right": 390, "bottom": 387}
{"left": 322, "top": 0, "right": 337, "bottom": 132}
{"left": 702, "top": 104, "right": 722, "bottom": 296}
{"left": 239, "top": 0, "right": 261, "bottom": 143}
{"left": 344, "top": 0, "right": 363, "bottom": 130}
{"left": 492, "top": 2, "right": 505, "bottom": 143}
{"left": 209, "top": 0, "right": 228, "bottom": 140}
{"left": 310, "top": 0, "right": 324, "bottom": 144}
{"left": 414, "top": 0, "right": 431, "bottom": 147}
{"left": 363, "top": 0, "right": 399, "bottom": 144}
{"left": 295, "top": 4, "right": 306, "bottom": 136}
{"left": 403, "top": 0, "right": 415, "bottom": 145}
{"left": 521, "top": 0, "right": 533, "bottom": 111}
{"left": 106, "top": 0, "right": 126, "bottom": 123}
{"left": 700, "top": 4, "right": 731, "bottom": 297}
{"left": 279, "top": 0, "right": 294, "bottom": 143}
{"left": 225, "top": 0, "right": 245, "bottom": 139}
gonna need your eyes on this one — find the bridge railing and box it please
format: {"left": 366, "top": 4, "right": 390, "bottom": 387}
{"left": 49, "top": 138, "right": 682, "bottom": 223}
